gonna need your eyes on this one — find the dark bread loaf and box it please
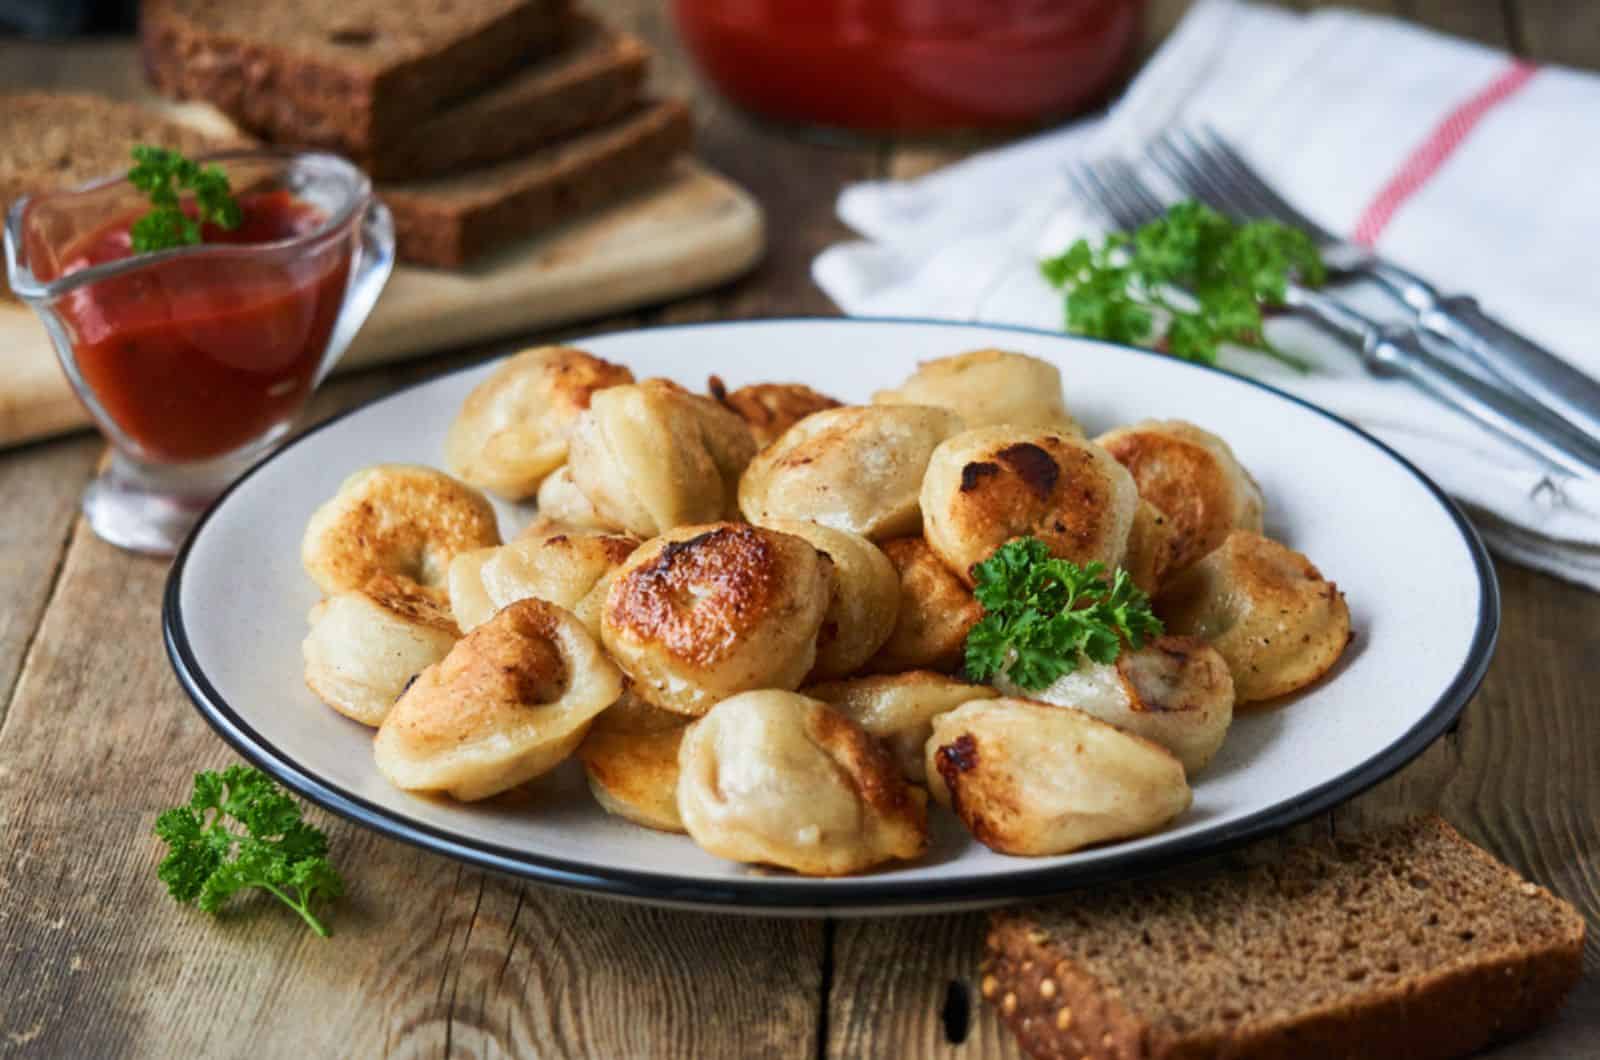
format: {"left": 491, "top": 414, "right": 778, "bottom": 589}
{"left": 381, "top": 99, "right": 693, "bottom": 268}
{"left": 985, "top": 816, "right": 1585, "bottom": 1060}
{"left": 0, "top": 92, "right": 239, "bottom": 215}
{"left": 140, "top": 0, "right": 572, "bottom": 158}
{"left": 358, "top": 18, "right": 650, "bottom": 181}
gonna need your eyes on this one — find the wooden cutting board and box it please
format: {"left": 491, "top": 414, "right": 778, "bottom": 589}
{"left": 0, "top": 158, "right": 763, "bottom": 448}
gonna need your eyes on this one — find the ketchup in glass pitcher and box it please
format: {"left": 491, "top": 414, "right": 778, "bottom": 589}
{"left": 672, "top": 0, "right": 1145, "bottom": 134}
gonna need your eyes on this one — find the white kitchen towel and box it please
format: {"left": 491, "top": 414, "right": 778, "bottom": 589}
{"left": 813, "top": 0, "right": 1600, "bottom": 590}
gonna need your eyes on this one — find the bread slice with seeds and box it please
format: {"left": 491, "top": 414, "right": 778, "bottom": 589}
{"left": 984, "top": 816, "right": 1585, "bottom": 1060}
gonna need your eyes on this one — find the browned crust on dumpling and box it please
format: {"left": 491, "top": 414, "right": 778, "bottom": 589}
{"left": 922, "top": 428, "right": 1137, "bottom": 585}
{"left": 708, "top": 377, "right": 843, "bottom": 448}
{"left": 1098, "top": 420, "right": 1264, "bottom": 573}
{"left": 864, "top": 537, "right": 982, "bottom": 674}
{"left": 608, "top": 525, "right": 785, "bottom": 668}
{"left": 806, "top": 704, "right": 929, "bottom": 850}
{"left": 1117, "top": 635, "right": 1231, "bottom": 715}
{"left": 361, "top": 572, "right": 458, "bottom": 632}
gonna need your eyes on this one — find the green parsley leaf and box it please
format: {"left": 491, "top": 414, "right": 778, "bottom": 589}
{"left": 154, "top": 765, "right": 344, "bottom": 937}
{"left": 127, "top": 145, "right": 242, "bottom": 253}
{"left": 963, "top": 538, "right": 1163, "bottom": 691}
{"left": 1039, "top": 200, "right": 1322, "bottom": 373}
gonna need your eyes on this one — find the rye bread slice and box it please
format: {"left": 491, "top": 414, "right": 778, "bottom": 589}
{"left": 985, "top": 816, "right": 1585, "bottom": 1060}
{"left": 0, "top": 92, "right": 241, "bottom": 215}
{"left": 381, "top": 98, "right": 692, "bottom": 268}
{"left": 357, "top": 18, "right": 650, "bottom": 181}
{"left": 140, "top": 0, "right": 572, "bottom": 157}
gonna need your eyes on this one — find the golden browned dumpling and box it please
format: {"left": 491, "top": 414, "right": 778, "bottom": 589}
{"left": 677, "top": 690, "right": 928, "bottom": 876}
{"left": 926, "top": 698, "right": 1191, "bottom": 856}
{"left": 737, "top": 405, "right": 965, "bottom": 541}
{"left": 872, "top": 348, "right": 1080, "bottom": 433}
{"left": 1158, "top": 530, "right": 1350, "bottom": 703}
{"left": 708, "top": 376, "right": 843, "bottom": 448}
{"left": 995, "top": 637, "right": 1234, "bottom": 774}
{"left": 805, "top": 672, "right": 998, "bottom": 782}
{"left": 303, "top": 573, "right": 460, "bottom": 727}
{"left": 444, "top": 346, "right": 634, "bottom": 499}
{"left": 374, "top": 599, "right": 622, "bottom": 801}
{"left": 921, "top": 427, "right": 1138, "bottom": 584}
{"left": 759, "top": 519, "right": 899, "bottom": 679}
{"left": 576, "top": 692, "right": 690, "bottom": 833}
{"left": 601, "top": 523, "right": 832, "bottom": 716}
{"left": 864, "top": 537, "right": 983, "bottom": 674}
{"left": 1121, "top": 500, "right": 1181, "bottom": 597}
{"left": 1097, "top": 419, "right": 1265, "bottom": 573}
{"left": 534, "top": 465, "right": 625, "bottom": 532}
{"left": 567, "top": 379, "right": 757, "bottom": 538}
{"left": 447, "top": 526, "right": 639, "bottom": 631}
{"left": 302, "top": 464, "right": 501, "bottom": 595}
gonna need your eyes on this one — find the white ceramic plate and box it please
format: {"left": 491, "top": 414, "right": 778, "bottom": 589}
{"left": 165, "top": 319, "right": 1497, "bottom": 914}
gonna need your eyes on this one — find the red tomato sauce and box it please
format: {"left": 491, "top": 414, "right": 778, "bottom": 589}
{"left": 672, "top": 0, "right": 1143, "bottom": 133}
{"left": 53, "top": 190, "right": 349, "bottom": 462}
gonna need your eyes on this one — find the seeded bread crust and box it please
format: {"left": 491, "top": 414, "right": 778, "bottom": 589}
{"left": 983, "top": 817, "right": 1585, "bottom": 1060}
{"left": 381, "top": 99, "right": 693, "bottom": 268}
{"left": 140, "top": 0, "right": 572, "bottom": 156}
{"left": 357, "top": 19, "right": 650, "bottom": 181}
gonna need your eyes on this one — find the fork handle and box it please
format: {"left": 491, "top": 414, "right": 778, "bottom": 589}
{"left": 1370, "top": 325, "right": 1600, "bottom": 480}
{"left": 1368, "top": 264, "right": 1600, "bottom": 441}
{"left": 1415, "top": 296, "right": 1600, "bottom": 441}
{"left": 1286, "top": 284, "right": 1600, "bottom": 479}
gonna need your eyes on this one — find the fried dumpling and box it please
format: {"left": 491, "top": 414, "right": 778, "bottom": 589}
{"left": 444, "top": 346, "right": 634, "bottom": 499}
{"left": 374, "top": 599, "right": 622, "bottom": 801}
{"left": 568, "top": 379, "right": 758, "bottom": 537}
{"left": 737, "top": 404, "right": 964, "bottom": 541}
{"left": 805, "top": 672, "right": 998, "bottom": 782}
{"left": 447, "top": 526, "right": 640, "bottom": 631}
{"left": 994, "top": 636, "right": 1234, "bottom": 774}
{"left": 708, "top": 376, "right": 843, "bottom": 447}
{"left": 303, "top": 573, "right": 460, "bottom": 727}
{"left": 759, "top": 519, "right": 899, "bottom": 680}
{"left": 677, "top": 690, "right": 928, "bottom": 876}
{"left": 872, "top": 348, "right": 1080, "bottom": 433}
{"left": 927, "top": 698, "right": 1191, "bottom": 856}
{"left": 863, "top": 537, "right": 983, "bottom": 674}
{"left": 921, "top": 426, "right": 1139, "bottom": 584}
{"left": 302, "top": 464, "right": 501, "bottom": 596}
{"left": 1121, "top": 500, "right": 1182, "bottom": 597}
{"left": 601, "top": 523, "right": 832, "bottom": 716}
{"left": 535, "top": 465, "right": 624, "bottom": 532}
{"left": 1097, "top": 419, "right": 1265, "bottom": 573}
{"left": 1157, "top": 530, "right": 1350, "bottom": 703}
{"left": 577, "top": 692, "right": 690, "bottom": 833}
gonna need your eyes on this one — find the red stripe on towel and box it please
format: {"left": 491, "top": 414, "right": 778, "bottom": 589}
{"left": 1351, "top": 60, "right": 1537, "bottom": 247}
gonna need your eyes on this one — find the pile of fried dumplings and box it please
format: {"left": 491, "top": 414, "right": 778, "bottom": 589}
{"left": 298, "top": 347, "right": 1352, "bottom": 877}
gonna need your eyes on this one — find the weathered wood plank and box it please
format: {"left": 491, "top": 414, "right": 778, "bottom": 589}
{"left": 1510, "top": 0, "right": 1600, "bottom": 68}
{"left": 0, "top": 437, "right": 98, "bottom": 730}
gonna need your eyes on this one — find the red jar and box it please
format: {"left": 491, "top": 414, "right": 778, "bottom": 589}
{"left": 672, "top": 0, "right": 1145, "bottom": 135}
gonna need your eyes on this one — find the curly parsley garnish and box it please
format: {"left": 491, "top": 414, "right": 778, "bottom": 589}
{"left": 154, "top": 765, "right": 344, "bottom": 938}
{"left": 964, "top": 537, "right": 1163, "bottom": 691}
{"left": 127, "top": 145, "right": 242, "bottom": 253}
{"left": 1040, "top": 200, "right": 1324, "bottom": 372}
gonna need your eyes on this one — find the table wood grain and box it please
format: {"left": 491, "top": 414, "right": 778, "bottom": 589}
{"left": 2, "top": 2, "right": 1597, "bottom": 1057}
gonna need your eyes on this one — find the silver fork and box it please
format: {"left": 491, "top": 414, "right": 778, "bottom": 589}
{"left": 1067, "top": 157, "right": 1600, "bottom": 479}
{"left": 1149, "top": 126, "right": 1600, "bottom": 444}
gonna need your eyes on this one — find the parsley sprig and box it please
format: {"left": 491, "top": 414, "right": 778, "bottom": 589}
{"left": 1041, "top": 200, "right": 1324, "bottom": 372}
{"left": 154, "top": 766, "right": 344, "bottom": 938}
{"left": 127, "top": 145, "right": 242, "bottom": 253}
{"left": 964, "top": 538, "right": 1163, "bottom": 691}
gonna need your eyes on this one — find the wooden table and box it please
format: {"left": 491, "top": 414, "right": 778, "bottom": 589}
{"left": 2, "top": 2, "right": 1596, "bottom": 1056}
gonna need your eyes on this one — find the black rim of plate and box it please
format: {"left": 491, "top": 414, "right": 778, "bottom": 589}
{"left": 163, "top": 317, "right": 1500, "bottom": 912}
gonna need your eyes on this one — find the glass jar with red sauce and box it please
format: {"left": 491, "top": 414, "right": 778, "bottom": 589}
{"left": 671, "top": 0, "right": 1146, "bottom": 134}
{"left": 4, "top": 151, "right": 394, "bottom": 555}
